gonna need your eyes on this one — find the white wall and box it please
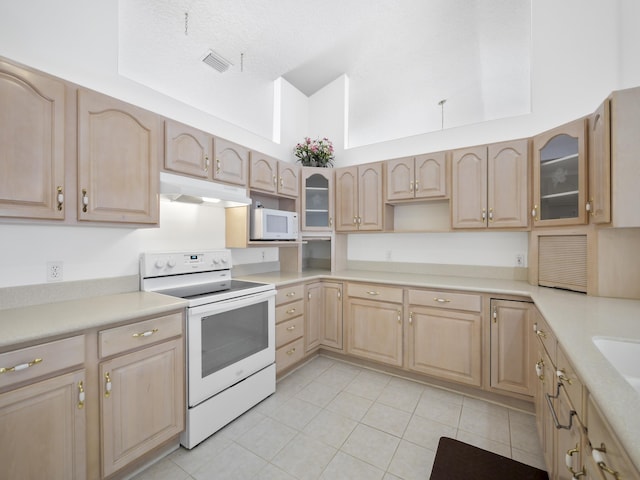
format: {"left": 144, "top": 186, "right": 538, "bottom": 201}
{"left": 0, "top": 1, "right": 637, "bottom": 287}
{"left": 349, "top": 233, "right": 529, "bottom": 267}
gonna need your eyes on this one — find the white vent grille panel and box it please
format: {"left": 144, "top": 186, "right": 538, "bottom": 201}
{"left": 202, "top": 50, "right": 232, "bottom": 73}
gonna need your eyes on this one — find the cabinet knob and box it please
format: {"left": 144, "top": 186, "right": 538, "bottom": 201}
{"left": 216, "top": 158, "right": 221, "bottom": 174}
{"left": 482, "top": 208, "right": 487, "bottom": 221}
{"left": 488, "top": 208, "right": 494, "bottom": 222}
{"left": 104, "top": 372, "right": 112, "bottom": 398}
{"left": 204, "top": 155, "right": 210, "bottom": 173}
{"left": 531, "top": 205, "right": 538, "bottom": 221}
{"left": 77, "top": 380, "right": 85, "bottom": 409}
{"left": 535, "top": 359, "right": 544, "bottom": 380}
{"left": 408, "top": 311, "right": 413, "bottom": 325}
{"left": 286, "top": 325, "right": 296, "bottom": 331}
{"left": 592, "top": 446, "right": 621, "bottom": 479}
{"left": 565, "top": 445, "right": 585, "bottom": 478}
{"left": 56, "top": 186, "right": 64, "bottom": 211}
{"left": 81, "top": 189, "right": 89, "bottom": 213}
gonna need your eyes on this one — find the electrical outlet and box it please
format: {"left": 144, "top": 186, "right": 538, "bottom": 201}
{"left": 261, "top": 250, "right": 265, "bottom": 262}
{"left": 515, "top": 254, "right": 525, "bottom": 267}
{"left": 46, "top": 261, "right": 64, "bottom": 282}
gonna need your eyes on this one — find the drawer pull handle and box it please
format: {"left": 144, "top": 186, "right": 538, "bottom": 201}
{"left": 0, "top": 357, "right": 43, "bottom": 374}
{"left": 593, "top": 447, "right": 621, "bottom": 479}
{"left": 556, "top": 369, "right": 573, "bottom": 385}
{"left": 366, "top": 291, "right": 380, "bottom": 296}
{"left": 286, "top": 347, "right": 296, "bottom": 356}
{"left": 286, "top": 325, "right": 296, "bottom": 331}
{"left": 535, "top": 359, "right": 544, "bottom": 380}
{"left": 56, "top": 186, "right": 64, "bottom": 211}
{"left": 536, "top": 329, "right": 547, "bottom": 339}
{"left": 565, "top": 445, "right": 585, "bottom": 478}
{"left": 433, "top": 297, "right": 451, "bottom": 303}
{"left": 286, "top": 308, "right": 296, "bottom": 315}
{"left": 78, "top": 381, "right": 85, "bottom": 409}
{"left": 286, "top": 292, "right": 296, "bottom": 297}
{"left": 545, "top": 382, "right": 576, "bottom": 430}
{"left": 132, "top": 328, "right": 159, "bottom": 338}
{"left": 104, "top": 372, "right": 112, "bottom": 398}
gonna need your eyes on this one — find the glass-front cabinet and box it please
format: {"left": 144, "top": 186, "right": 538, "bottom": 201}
{"left": 532, "top": 118, "right": 587, "bottom": 227}
{"left": 301, "top": 168, "right": 333, "bottom": 231}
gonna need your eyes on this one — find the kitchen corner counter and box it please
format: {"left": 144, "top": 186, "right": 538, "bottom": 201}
{"left": 0, "top": 291, "right": 188, "bottom": 351}
{"left": 239, "top": 269, "right": 640, "bottom": 470}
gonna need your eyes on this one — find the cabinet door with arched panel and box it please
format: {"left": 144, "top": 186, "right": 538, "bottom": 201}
{"left": 301, "top": 168, "right": 333, "bottom": 231}
{"left": 532, "top": 118, "right": 587, "bottom": 227}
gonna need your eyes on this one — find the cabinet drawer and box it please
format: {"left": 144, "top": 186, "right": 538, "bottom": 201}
{"left": 276, "top": 299, "right": 304, "bottom": 324}
{"left": 347, "top": 283, "right": 403, "bottom": 303}
{"left": 276, "top": 316, "right": 304, "bottom": 348}
{"left": 586, "top": 396, "right": 639, "bottom": 480}
{"left": 276, "top": 284, "right": 304, "bottom": 305}
{"left": 556, "top": 346, "right": 584, "bottom": 419}
{"left": 533, "top": 314, "right": 557, "bottom": 366}
{"left": 276, "top": 337, "right": 304, "bottom": 373}
{"left": 99, "top": 312, "right": 183, "bottom": 358}
{"left": 0, "top": 335, "right": 85, "bottom": 390}
{"left": 408, "top": 289, "right": 481, "bottom": 312}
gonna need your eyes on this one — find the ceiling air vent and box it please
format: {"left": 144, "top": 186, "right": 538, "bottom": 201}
{"left": 202, "top": 50, "right": 232, "bottom": 73}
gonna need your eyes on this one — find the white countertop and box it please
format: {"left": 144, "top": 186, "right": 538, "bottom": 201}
{"left": 239, "top": 269, "right": 640, "bottom": 470}
{"left": 0, "top": 291, "right": 188, "bottom": 350}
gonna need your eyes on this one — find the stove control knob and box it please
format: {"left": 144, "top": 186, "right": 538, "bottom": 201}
{"left": 155, "top": 259, "right": 166, "bottom": 269}
{"left": 213, "top": 257, "right": 221, "bottom": 265}
{"left": 221, "top": 257, "right": 228, "bottom": 264}
{"left": 167, "top": 259, "right": 176, "bottom": 268}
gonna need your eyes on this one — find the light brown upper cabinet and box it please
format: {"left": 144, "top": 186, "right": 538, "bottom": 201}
{"left": 250, "top": 152, "right": 299, "bottom": 198}
{"left": 385, "top": 152, "right": 448, "bottom": 202}
{"left": 532, "top": 118, "right": 587, "bottom": 227}
{"left": 213, "top": 137, "right": 249, "bottom": 186}
{"left": 0, "top": 60, "right": 66, "bottom": 220}
{"left": 77, "top": 89, "right": 161, "bottom": 224}
{"left": 301, "top": 168, "right": 334, "bottom": 231}
{"left": 164, "top": 123, "right": 249, "bottom": 187}
{"left": 164, "top": 120, "right": 212, "bottom": 179}
{"left": 335, "top": 162, "right": 388, "bottom": 232}
{"left": 598, "top": 86, "right": 640, "bottom": 228}
{"left": 588, "top": 100, "right": 611, "bottom": 224}
{"left": 451, "top": 139, "right": 529, "bottom": 229}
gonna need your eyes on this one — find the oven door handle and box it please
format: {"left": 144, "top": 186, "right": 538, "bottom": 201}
{"left": 188, "top": 289, "right": 276, "bottom": 316}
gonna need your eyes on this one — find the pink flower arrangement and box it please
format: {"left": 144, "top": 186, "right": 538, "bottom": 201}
{"left": 293, "top": 136, "right": 335, "bottom": 167}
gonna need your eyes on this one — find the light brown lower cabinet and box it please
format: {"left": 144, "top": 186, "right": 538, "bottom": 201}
{"left": 99, "top": 338, "right": 184, "bottom": 478}
{"left": 407, "top": 305, "right": 482, "bottom": 386}
{"left": 585, "top": 396, "right": 639, "bottom": 480}
{"left": 346, "top": 287, "right": 403, "bottom": 367}
{"left": 534, "top": 343, "right": 555, "bottom": 474}
{"left": 490, "top": 299, "right": 535, "bottom": 396}
{"left": 305, "top": 281, "right": 343, "bottom": 353}
{"left": 276, "top": 283, "right": 305, "bottom": 374}
{"left": 0, "top": 369, "right": 87, "bottom": 479}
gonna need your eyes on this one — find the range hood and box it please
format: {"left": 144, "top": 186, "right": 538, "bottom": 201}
{"left": 159, "top": 172, "right": 251, "bottom": 207}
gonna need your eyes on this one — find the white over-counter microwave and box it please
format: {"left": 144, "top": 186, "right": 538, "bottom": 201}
{"left": 250, "top": 208, "right": 299, "bottom": 240}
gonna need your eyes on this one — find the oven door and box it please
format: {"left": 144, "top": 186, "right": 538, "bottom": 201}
{"left": 187, "top": 289, "right": 275, "bottom": 407}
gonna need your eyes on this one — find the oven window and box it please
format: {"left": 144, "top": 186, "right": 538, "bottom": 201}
{"left": 200, "top": 301, "right": 269, "bottom": 377}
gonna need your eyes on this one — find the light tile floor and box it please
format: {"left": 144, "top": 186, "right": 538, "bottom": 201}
{"left": 133, "top": 356, "right": 546, "bottom": 480}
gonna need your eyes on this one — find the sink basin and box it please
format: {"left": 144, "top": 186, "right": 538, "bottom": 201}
{"left": 593, "top": 337, "right": 640, "bottom": 393}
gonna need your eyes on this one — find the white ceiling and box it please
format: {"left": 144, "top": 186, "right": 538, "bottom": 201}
{"left": 118, "top": 0, "right": 530, "bottom": 144}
